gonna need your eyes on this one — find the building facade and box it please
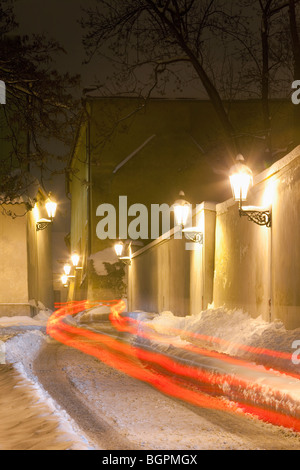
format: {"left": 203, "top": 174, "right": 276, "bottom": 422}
{"left": 67, "top": 96, "right": 234, "bottom": 301}
{"left": 67, "top": 96, "right": 297, "bottom": 326}
{"left": 0, "top": 187, "right": 54, "bottom": 317}
{"left": 129, "top": 146, "right": 300, "bottom": 330}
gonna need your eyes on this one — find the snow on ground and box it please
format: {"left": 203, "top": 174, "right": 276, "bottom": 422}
{"left": 0, "top": 312, "right": 95, "bottom": 450}
{"left": 0, "top": 365, "right": 73, "bottom": 450}
{"left": 133, "top": 307, "right": 300, "bottom": 373}
{"left": 129, "top": 307, "right": 300, "bottom": 420}
{"left": 61, "top": 347, "right": 259, "bottom": 450}
{"left": 0, "top": 306, "right": 300, "bottom": 450}
{"left": 0, "top": 311, "right": 50, "bottom": 327}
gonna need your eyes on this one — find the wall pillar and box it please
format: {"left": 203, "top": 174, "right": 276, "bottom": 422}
{"left": 189, "top": 202, "right": 216, "bottom": 315}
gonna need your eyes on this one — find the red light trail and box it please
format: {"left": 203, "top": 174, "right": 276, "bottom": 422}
{"left": 48, "top": 300, "right": 300, "bottom": 434}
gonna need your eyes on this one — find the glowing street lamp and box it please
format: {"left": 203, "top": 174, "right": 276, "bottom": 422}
{"left": 63, "top": 263, "right": 72, "bottom": 276}
{"left": 229, "top": 155, "right": 271, "bottom": 227}
{"left": 229, "top": 154, "right": 253, "bottom": 203}
{"left": 36, "top": 193, "right": 57, "bottom": 231}
{"left": 172, "top": 191, "right": 203, "bottom": 244}
{"left": 71, "top": 252, "right": 81, "bottom": 269}
{"left": 173, "top": 191, "right": 190, "bottom": 227}
{"left": 114, "top": 240, "right": 131, "bottom": 265}
{"left": 63, "top": 262, "right": 75, "bottom": 279}
{"left": 61, "top": 274, "right": 68, "bottom": 287}
{"left": 114, "top": 240, "right": 124, "bottom": 258}
{"left": 45, "top": 194, "right": 57, "bottom": 219}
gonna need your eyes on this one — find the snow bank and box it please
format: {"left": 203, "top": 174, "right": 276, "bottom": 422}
{"left": 5, "top": 330, "right": 47, "bottom": 380}
{"left": 131, "top": 307, "right": 300, "bottom": 423}
{"left": 0, "top": 309, "right": 51, "bottom": 327}
{"left": 181, "top": 308, "right": 300, "bottom": 356}
{"left": 137, "top": 307, "right": 300, "bottom": 374}
{"left": 3, "top": 330, "right": 95, "bottom": 450}
{"left": 0, "top": 365, "right": 72, "bottom": 450}
{"left": 1, "top": 305, "right": 300, "bottom": 447}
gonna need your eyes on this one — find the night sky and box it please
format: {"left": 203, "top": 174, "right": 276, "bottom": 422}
{"left": 14, "top": 0, "right": 96, "bottom": 232}
{"left": 10, "top": 1, "right": 296, "bottom": 233}
{"left": 14, "top": 0, "right": 211, "bottom": 96}
{"left": 12, "top": 0, "right": 209, "bottom": 233}
{"left": 15, "top": 0, "right": 93, "bottom": 82}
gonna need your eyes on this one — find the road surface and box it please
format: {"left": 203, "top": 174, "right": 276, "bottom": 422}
{"left": 33, "top": 336, "right": 300, "bottom": 450}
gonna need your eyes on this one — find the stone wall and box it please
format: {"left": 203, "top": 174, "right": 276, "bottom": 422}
{"left": 129, "top": 146, "right": 300, "bottom": 330}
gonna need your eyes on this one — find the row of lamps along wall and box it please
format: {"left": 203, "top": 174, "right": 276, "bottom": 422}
{"left": 113, "top": 154, "right": 272, "bottom": 262}
{"left": 61, "top": 253, "right": 83, "bottom": 287}
{"left": 37, "top": 156, "right": 271, "bottom": 278}
{"left": 31, "top": 193, "right": 83, "bottom": 288}
{"left": 32, "top": 154, "right": 272, "bottom": 286}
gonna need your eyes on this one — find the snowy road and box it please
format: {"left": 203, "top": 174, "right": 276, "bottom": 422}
{"left": 2, "top": 305, "right": 300, "bottom": 450}
{"left": 33, "top": 335, "right": 300, "bottom": 450}
{"left": 33, "top": 341, "right": 139, "bottom": 450}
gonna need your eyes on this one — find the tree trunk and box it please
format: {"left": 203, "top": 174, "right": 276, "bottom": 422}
{"left": 148, "top": 0, "right": 239, "bottom": 159}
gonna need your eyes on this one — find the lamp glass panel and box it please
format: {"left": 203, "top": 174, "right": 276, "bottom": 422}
{"left": 45, "top": 199, "right": 57, "bottom": 219}
{"left": 71, "top": 253, "right": 80, "bottom": 267}
{"left": 174, "top": 204, "right": 190, "bottom": 226}
{"left": 114, "top": 242, "right": 124, "bottom": 257}
{"left": 230, "top": 173, "right": 253, "bottom": 202}
{"left": 64, "top": 264, "right": 71, "bottom": 276}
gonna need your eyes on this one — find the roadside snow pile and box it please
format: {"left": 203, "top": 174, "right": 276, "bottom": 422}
{"left": 132, "top": 307, "right": 300, "bottom": 422}
{"left": 182, "top": 308, "right": 300, "bottom": 357}
{"left": 136, "top": 307, "right": 300, "bottom": 374}
{"left": 0, "top": 312, "right": 50, "bottom": 328}
{"left": 5, "top": 330, "right": 47, "bottom": 382}
{"left": 0, "top": 320, "right": 94, "bottom": 450}
{"left": 0, "top": 365, "right": 72, "bottom": 450}
{"left": 33, "top": 309, "right": 52, "bottom": 324}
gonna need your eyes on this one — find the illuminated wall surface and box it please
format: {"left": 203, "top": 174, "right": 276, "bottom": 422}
{"left": 131, "top": 146, "right": 300, "bottom": 330}
{"left": 214, "top": 146, "right": 300, "bottom": 330}
{"left": 0, "top": 190, "right": 54, "bottom": 316}
{"left": 0, "top": 204, "right": 29, "bottom": 314}
{"left": 129, "top": 202, "right": 216, "bottom": 317}
{"left": 69, "top": 97, "right": 296, "bottom": 304}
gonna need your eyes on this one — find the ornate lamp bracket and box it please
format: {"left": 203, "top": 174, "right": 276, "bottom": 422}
{"left": 36, "top": 218, "right": 52, "bottom": 231}
{"left": 239, "top": 206, "right": 272, "bottom": 228}
{"left": 182, "top": 228, "right": 204, "bottom": 244}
